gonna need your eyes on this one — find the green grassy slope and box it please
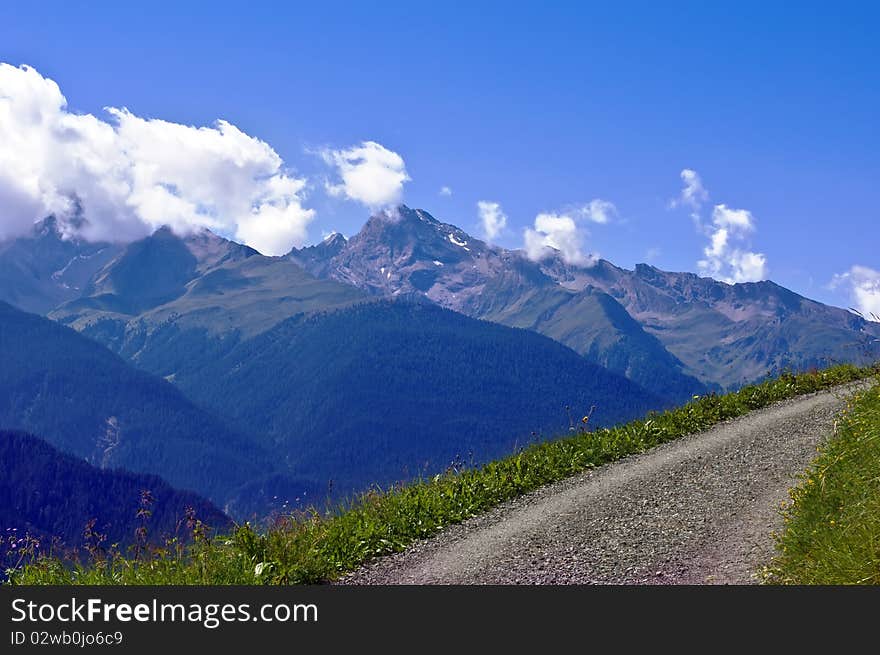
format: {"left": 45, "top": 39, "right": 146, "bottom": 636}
{"left": 8, "top": 364, "right": 875, "bottom": 585}
{"left": 763, "top": 378, "right": 880, "bottom": 584}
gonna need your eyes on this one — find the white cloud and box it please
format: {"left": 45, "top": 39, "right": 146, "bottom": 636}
{"left": 697, "top": 204, "right": 767, "bottom": 283}
{"left": 670, "top": 168, "right": 708, "bottom": 223}
{"left": 711, "top": 203, "right": 754, "bottom": 231}
{"left": 521, "top": 199, "right": 615, "bottom": 265}
{"left": 578, "top": 198, "right": 617, "bottom": 224}
{"left": 831, "top": 265, "right": 880, "bottom": 321}
{"left": 322, "top": 140, "right": 410, "bottom": 208}
{"left": 671, "top": 169, "right": 768, "bottom": 284}
{"left": 727, "top": 250, "right": 768, "bottom": 284}
{"left": 0, "top": 63, "right": 314, "bottom": 256}
{"left": 477, "top": 200, "right": 507, "bottom": 242}
{"left": 439, "top": 186, "right": 452, "bottom": 196}
{"left": 523, "top": 211, "right": 596, "bottom": 266}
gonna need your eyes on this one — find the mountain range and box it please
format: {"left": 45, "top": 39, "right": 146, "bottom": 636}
{"left": 1, "top": 207, "right": 878, "bottom": 534}
{"left": 290, "top": 205, "right": 880, "bottom": 391}
{"left": 0, "top": 216, "right": 660, "bottom": 516}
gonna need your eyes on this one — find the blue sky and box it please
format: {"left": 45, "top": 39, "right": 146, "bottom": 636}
{"left": 1, "top": 1, "right": 878, "bottom": 312}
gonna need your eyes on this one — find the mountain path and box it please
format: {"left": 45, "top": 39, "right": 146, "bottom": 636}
{"left": 343, "top": 381, "right": 871, "bottom": 585}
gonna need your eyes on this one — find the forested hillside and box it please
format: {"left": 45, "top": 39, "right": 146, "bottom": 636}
{"left": 164, "top": 301, "right": 661, "bottom": 497}
{"left": 0, "top": 430, "right": 231, "bottom": 560}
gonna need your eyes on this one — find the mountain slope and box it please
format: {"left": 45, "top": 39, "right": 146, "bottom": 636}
{"left": 0, "top": 217, "right": 122, "bottom": 314}
{"left": 50, "top": 228, "right": 368, "bottom": 374}
{"left": 0, "top": 430, "right": 232, "bottom": 557}
{"left": 541, "top": 260, "right": 880, "bottom": 389}
{"left": 493, "top": 284, "right": 715, "bottom": 398}
{"left": 0, "top": 302, "right": 308, "bottom": 517}
{"left": 149, "top": 301, "right": 662, "bottom": 498}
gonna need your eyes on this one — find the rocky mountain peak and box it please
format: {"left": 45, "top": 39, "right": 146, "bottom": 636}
{"left": 322, "top": 231, "right": 348, "bottom": 248}
{"left": 32, "top": 215, "right": 64, "bottom": 239}
{"left": 180, "top": 227, "right": 258, "bottom": 270}
{"left": 365, "top": 204, "right": 439, "bottom": 226}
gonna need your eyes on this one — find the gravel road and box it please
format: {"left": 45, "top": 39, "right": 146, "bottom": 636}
{"left": 344, "top": 382, "right": 870, "bottom": 585}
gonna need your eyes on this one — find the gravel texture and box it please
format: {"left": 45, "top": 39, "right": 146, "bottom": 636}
{"left": 343, "top": 382, "right": 870, "bottom": 585}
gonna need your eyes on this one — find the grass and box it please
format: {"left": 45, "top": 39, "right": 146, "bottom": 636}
{"left": 7, "top": 363, "right": 877, "bottom": 585}
{"left": 763, "top": 377, "right": 880, "bottom": 584}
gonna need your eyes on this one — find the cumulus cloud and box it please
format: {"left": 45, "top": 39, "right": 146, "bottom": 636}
{"left": 697, "top": 204, "right": 767, "bottom": 283}
{"left": 477, "top": 201, "right": 507, "bottom": 242}
{"left": 831, "top": 265, "right": 880, "bottom": 321}
{"left": 521, "top": 198, "right": 616, "bottom": 265}
{"left": 0, "top": 63, "right": 314, "bottom": 255}
{"left": 322, "top": 140, "right": 410, "bottom": 208}
{"left": 524, "top": 211, "right": 596, "bottom": 266}
{"left": 439, "top": 186, "right": 452, "bottom": 196}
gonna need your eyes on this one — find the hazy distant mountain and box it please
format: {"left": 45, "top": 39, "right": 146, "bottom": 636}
{"left": 47, "top": 226, "right": 367, "bottom": 399}
{"left": 69, "top": 225, "right": 258, "bottom": 315}
{"left": 0, "top": 430, "right": 232, "bottom": 557}
{"left": 51, "top": 226, "right": 366, "bottom": 357}
{"left": 0, "top": 217, "right": 122, "bottom": 314}
{"left": 0, "top": 302, "right": 312, "bottom": 518}
{"left": 291, "top": 205, "right": 880, "bottom": 392}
